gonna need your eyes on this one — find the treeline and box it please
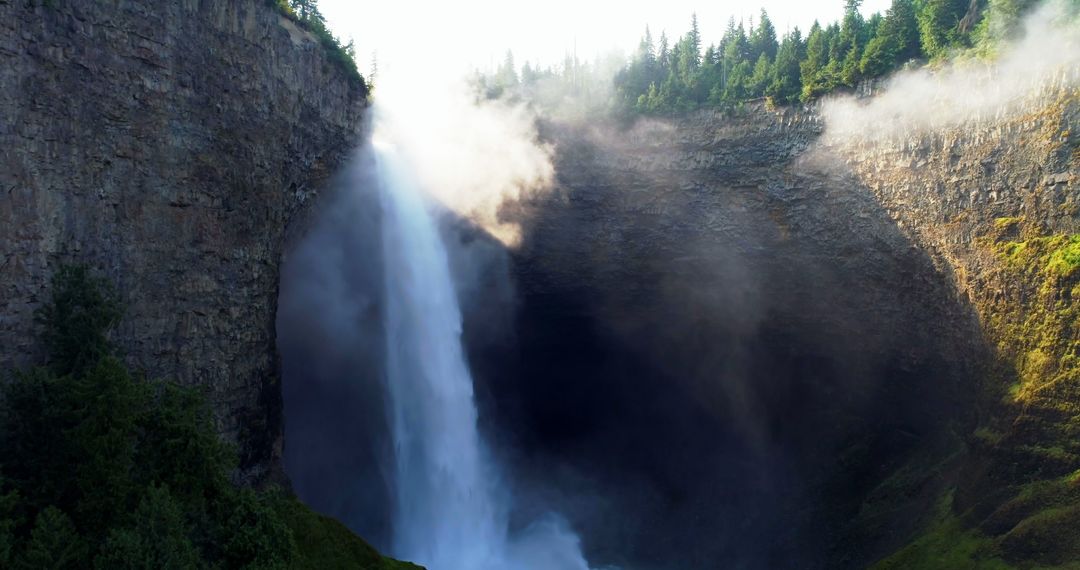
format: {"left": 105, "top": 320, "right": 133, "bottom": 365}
{"left": 267, "top": 0, "right": 365, "bottom": 87}
{"left": 614, "top": 0, "right": 1043, "bottom": 113}
{"left": 0, "top": 266, "right": 407, "bottom": 569}
{"left": 474, "top": 50, "right": 622, "bottom": 119}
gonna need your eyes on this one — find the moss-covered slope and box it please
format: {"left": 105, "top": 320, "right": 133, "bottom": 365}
{"left": 835, "top": 87, "right": 1080, "bottom": 567}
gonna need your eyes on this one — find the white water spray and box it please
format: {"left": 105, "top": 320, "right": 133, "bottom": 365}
{"left": 376, "top": 140, "right": 591, "bottom": 570}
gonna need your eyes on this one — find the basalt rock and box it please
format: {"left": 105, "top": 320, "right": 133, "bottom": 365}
{"left": 0, "top": 0, "right": 366, "bottom": 483}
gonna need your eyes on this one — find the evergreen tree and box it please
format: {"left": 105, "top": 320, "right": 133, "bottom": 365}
{"left": 95, "top": 486, "right": 199, "bottom": 570}
{"left": 839, "top": 0, "right": 867, "bottom": 86}
{"left": 0, "top": 265, "right": 305, "bottom": 569}
{"left": 918, "top": 0, "right": 971, "bottom": 57}
{"left": 603, "top": 0, "right": 995, "bottom": 113}
{"left": 34, "top": 265, "right": 122, "bottom": 379}
{"left": 658, "top": 31, "right": 670, "bottom": 71}
{"left": 16, "top": 507, "right": 85, "bottom": 569}
{"left": 749, "top": 9, "right": 780, "bottom": 62}
{"left": 888, "top": 0, "right": 923, "bottom": 61}
{"left": 768, "top": 28, "right": 805, "bottom": 104}
{"left": 859, "top": 0, "right": 922, "bottom": 78}
{"left": 640, "top": 25, "right": 657, "bottom": 65}
{"left": 68, "top": 356, "right": 143, "bottom": 536}
{"left": 288, "top": 0, "right": 324, "bottom": 25}
{"left": 724, "top": 60, "right": 752, "bottom": 101}
{"left": 973, "top": 0, "right": 1040, "bottom": 53}
{"left": 747, "top": 52, "right": 774, "bottom": 98}
{"left": 0, "top": 474, "right": 17, "bottom": 568}
{"left": 496, "top": 50, "right": 519, "bottom": 89}
{"left": 686, "top": 13, "right": 702, "bottom": 64}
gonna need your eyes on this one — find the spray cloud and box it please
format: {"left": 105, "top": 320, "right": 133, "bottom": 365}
{"left": 373, "top": 69, "right": 554, "bottom": 246}
{"left": 822, "top": 0, "right": 1080, "bottom": 142}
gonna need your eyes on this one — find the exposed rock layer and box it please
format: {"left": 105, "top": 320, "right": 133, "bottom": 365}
{"left": 827, "top": 87, "right": 1080, "bottom": 565}
{"left": 489, "top": 108, "right": 986, "bottom": 568}
{"left": 0, "top": 0, "right": 366, "bottom": 481}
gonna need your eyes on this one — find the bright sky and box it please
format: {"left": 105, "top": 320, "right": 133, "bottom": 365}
{"left": 319, "top": 0, "right": 891, "bottom": 77}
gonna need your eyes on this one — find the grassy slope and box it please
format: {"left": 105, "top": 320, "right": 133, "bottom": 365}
{"left": 281, "top": 498, "right": 422, "bottom": 570}
{"left": 870, "top": 225, "right": 1080, "bottom": 568}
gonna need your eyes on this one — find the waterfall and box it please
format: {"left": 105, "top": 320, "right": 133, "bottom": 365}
{"left": 375, "top": 142, "right": 591, "bottom": 570}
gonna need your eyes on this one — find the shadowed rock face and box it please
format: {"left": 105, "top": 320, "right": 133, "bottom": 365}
{"left": 0, "top": 0, "right": 366, "bottom": 482}
{"left": 481, "top": 111, "right": 985, "bottom": 569}
{"left": 279, "top": 107, "right": 987, "bottom": 569}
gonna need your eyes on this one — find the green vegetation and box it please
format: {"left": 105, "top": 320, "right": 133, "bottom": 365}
{"left": 873, "top": 473, "right": 1080, "bottom": 568}
{"left": 610, "top": 0, "right": 988, "bottom": 114}
{"left": 0, "top": 265, "right": 412, "bottom": 568}
{"left": 987, "top": 232, "right": 1080, "bottom": 405}
{"left": 280, "top": 501, "right": 418, "bottom": 570}
{"left": 872, "top": 491, "right": 1009, "bottom": 569}
{"left": 267, "top": 0, "right": 366, "bottom": 88}
{"left": 879, "top": 228, "right": 1080, "bottom": 569}
{"left": 476, "top": 0, "right": 1076, "bottom": 117}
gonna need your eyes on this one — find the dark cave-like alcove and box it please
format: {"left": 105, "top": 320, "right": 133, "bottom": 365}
{"left": 277, "top": 123, "right": 985, "bottom": 569}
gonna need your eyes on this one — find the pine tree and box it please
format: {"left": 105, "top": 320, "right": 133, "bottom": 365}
{"left": 95, "top": 485, "right": 200, "bottom": 570}
{"left": 16, "top": 507, "right": 85, "bottom": 569}
{"left": 640, "top": 25, "right": 656, "bottom": 65}
{"left": 839, "top": 0, "right": 867, "bottom": 86}
{"left": 68, "top": 356, "right": 143, "bottom": 535}
{"left": 497, "top": 50, "right": 519, "bottom": 88}
{"left": 768, "top": 28, "right": 805, "bottom": 104}
{"left": 687, "top": 13, "right": 702, "bottom": 64}
{"left": 658, "top": 31, "right": 670, "bottom": 71}
{"left": 34, "top": 265, "right": 122, "bottom": 379}
{"left": 918, "top": 0, "right": 970, "bottom": 57}
{"left": 750, "top": 9, "right": 780, "bottom": 62}
{"left": 748, "top": 52, "right": 773, "bottom": 98}
{"left": 0, "top": 474, "right": 16, "bottom": 568}
{"left": 800, "top": 22, "right": 829, "bottom": 101}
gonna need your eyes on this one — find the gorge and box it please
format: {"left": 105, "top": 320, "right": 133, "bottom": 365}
{"left": 3, "top": 0, "right": 1080, "bottom": 568}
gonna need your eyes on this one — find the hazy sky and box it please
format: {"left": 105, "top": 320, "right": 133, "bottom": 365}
{"left": 319, "top": 0, "right": 891, "bottom": 77}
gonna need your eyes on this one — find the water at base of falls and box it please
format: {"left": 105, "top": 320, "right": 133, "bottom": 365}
{"left": 376, "top": 142, "right": 591, "bottom": 570}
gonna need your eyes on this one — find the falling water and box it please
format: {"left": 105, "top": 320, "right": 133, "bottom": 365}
{"left": 376, "top": 142, "right": 591, "bottom": 570}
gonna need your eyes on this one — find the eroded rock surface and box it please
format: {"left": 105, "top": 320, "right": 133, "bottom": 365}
{"left": 0, "top": 0, "right": 366, "bottom": 481}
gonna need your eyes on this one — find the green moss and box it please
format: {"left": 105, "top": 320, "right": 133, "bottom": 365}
{"left": 987, "top": 234, "right": 1080, "bottom": 407}
{"left": 280, "top": 498, "right": 422, "bottom": 570}
{"left": 998, "top": 240, "right": 1029, "bottom": 264}
{"left": 871, "top": 491, "right": 1011, "bottom": 570}
{"left": 1001, "top": 504, "right": 1080, "bottom": 565}
{"left": 974, "top": 427, "right": 1006, "bottom": 446}
{"left": 995, "top": 217, "right": 1024, "bottom": 230}
{"left": 1047, "top": 235, "right": 1080, "bottom": 277}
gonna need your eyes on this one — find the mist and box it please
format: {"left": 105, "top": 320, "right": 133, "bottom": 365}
{"left": 372, "top": 71, "right": 555, "bottom": 246}
{"left": 278, "top": 1, "right": 1077, "bottom": 569}
{"left": 822, "top": 0, "right": 1080, "bottom": 142}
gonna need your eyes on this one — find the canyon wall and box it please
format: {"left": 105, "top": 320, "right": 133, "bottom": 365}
{"left": 489, "top": 89, "right": 1077, "bottom": 568}
{"left": 483, "top": 108, "right": 985, "bottom": 569}
{"left": 0, "top": 0, "right": 366, "bottom": 481}
{"left": 825, "top": 87, "right": 1080, "bottom": 565}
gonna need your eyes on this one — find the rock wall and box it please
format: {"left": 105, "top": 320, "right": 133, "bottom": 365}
{"left": 825, "top": 87, "right": 1080, "bottom": 565}
{"left": 497, "top": 89, "right": 1078, "bottom": 567}
{"left": 490, "top": 108, "right": 986, "bottom": 569}
{"left": 0, "top": 0, "right": 367, "bottom": 481}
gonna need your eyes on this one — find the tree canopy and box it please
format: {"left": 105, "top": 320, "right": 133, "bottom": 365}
{"left": 605, "top": 0, "right": 1021, "bottom": 115}
{"left": 0, "top": 265, "right": 410, "bottom": 569}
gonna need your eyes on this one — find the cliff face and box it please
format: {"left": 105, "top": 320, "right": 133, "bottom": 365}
{"left": 494, "top": 90, "right": 1078, "bottom": 568}
{"left": 489, "top": 109, "right": 984, "bottom": 569}
{"left": 825, "top": 88, "right": 1080, "bottom": 565}
{"left": 0, "top": 0, "right": 366, "bottom": 481}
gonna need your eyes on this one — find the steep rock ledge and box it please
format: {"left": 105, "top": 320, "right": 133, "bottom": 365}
{"left": 494, "top": 108, "right": 984, "bottom": 568}
{"left": 824, "top": 87, "right": 1080, "bottom": 565}
{"left": 0, "top": 0, "right": 367, "bottom": 481}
